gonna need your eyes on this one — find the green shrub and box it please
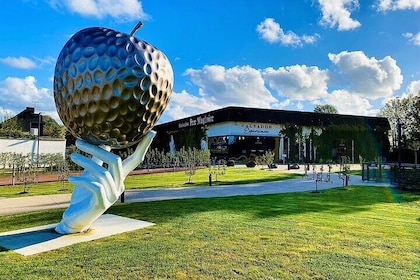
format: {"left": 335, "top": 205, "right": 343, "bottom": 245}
{"left": 400, "top": 168, "right": 420, "bottom": 191}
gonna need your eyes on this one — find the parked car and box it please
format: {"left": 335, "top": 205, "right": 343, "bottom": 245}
{"left": 289, "top": 163, "right": 300, "bottom": 169}
{"left": 227, "top": 159, "right": 235, "bottom": 167}
{"left": 246, "top": 161, "right": 256, "bottom": 168}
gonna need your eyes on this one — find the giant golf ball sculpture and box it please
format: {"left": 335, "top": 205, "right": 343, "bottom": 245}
{"left": 53, "top": 22, "right": 173, "bottom": 234}
{"left": 54, "top": 22, "right": 173, "bottom": 148}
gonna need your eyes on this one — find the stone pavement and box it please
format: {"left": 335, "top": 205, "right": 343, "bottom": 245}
{"left": 0, "top": 175, "right": 391, "bottom": 217}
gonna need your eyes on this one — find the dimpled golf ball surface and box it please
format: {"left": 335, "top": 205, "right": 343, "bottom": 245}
{"left": 54, "top": 27, "right": 173, "bottom": 148}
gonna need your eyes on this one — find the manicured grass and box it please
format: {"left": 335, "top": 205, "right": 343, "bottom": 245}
{"left": 0, "top": 167, "right": 301, "bottom": 198}
{"left": 0, "top": 181, "right": 74, "bottom": 198}
{"left": 347, "top": 169, "right": 362, "bottom": 176}
{"left": 125, "top": 166, "right": 300, "bottom": 188}
{"left": 0, "top": 186, "right": 419, "bottom": 279}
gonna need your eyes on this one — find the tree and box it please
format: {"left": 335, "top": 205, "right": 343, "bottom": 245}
{"left": 314, "top": 104, "right": 338, "bottom": 114}
{"left": 209, "top": 158, "right": 226, "bottom": 182}
{"left": 43, "top": 115, "right": 65, "bottom": 138}
{"left": 405, "top": 92, "right": 420, "bottom": 164}
{"left": 0, "top": 110, "right": 25, "bottom": 138}
{"left": 254, "top": 151, "right": 275, "bottom": 169}
{"left": 379, "top": 91, "right": 420, "bottom": 164}
{"left": 379, "top": 95, "right": 411, "bottom": 149}
{"left": 14, "top": 153, "right": 36, "bottom": 193}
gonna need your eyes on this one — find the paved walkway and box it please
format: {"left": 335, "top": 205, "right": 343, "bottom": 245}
{"left": 0, "top": 175, "right": 391, "bottom": 216}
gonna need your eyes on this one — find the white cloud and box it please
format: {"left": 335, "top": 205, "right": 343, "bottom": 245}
{"left": 48, "top": 0, "right": 148, "bottom": 21}
{"left": 328, "top": 51, "right": 402, "bottom": 99}
{"left": 0, "top": 56, "right": 37, "bottom": 69}
{"left": 256, "top": 18, "right": 319, "bottom": 47}
{"left": 184, "top": 65, "right": 278, "bottom": 108}
{"left": 35, "top": 56, "right": 56, "bottom": 66}
{"left": 0, "top": 76, "right": 55, "bottom": 114}
{"left": 263, "top": 65, "right": 329, "bottom": 101}
{"left": 160, "top": 90, "right": 219, "bottom": 121}
{"left": 376, "top": 0, "right": 420, "bottom": 11}
{"left": 276, "top": 99, "right": 293, "bottom": 109}
{"left": 404, "top": 79, "right": 420, "bottom": 96}
{"left": 161, "top": 55, "right": 403, "bottom": 121}
{"left": 323, "top": 90, "right": 377, "bottom": 115}
{"left": 296, "top": 102, "right": 304, "bottom": 111}
{"left": 0, "top": 108, "right": 14, "bottom": 123}
{"left": 403, "top": 32, "right": 420, "bottom": 46}
{"left": 160, "top": 65, "right": 281, "bottom": 121}
{"left": 318, "top": 0, "right": 361, "bottom": 31}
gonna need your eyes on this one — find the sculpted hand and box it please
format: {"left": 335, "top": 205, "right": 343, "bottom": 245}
{"left": 55, "top": 131, "right": 156, "bottom": 234}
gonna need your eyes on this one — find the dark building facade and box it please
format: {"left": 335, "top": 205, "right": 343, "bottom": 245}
{"left": 152, "top": 106, "right": 390, "bottom": 163}
{"left": 15, "top": 107, "right": 44, "bottom": 136}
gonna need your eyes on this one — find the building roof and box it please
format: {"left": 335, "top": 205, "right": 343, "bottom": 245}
{"left": 16, "top": 107, "right": 36, "bottom": 118}
{"left": 155, "top": 106, "right": 390, "bottom": 132}
{"left": 14, "top": 107, "right": 44, "bottom": 135}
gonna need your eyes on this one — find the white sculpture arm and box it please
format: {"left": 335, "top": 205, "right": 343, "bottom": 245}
{"left": 55, "top": 131, "right": 156, "bottom": 234}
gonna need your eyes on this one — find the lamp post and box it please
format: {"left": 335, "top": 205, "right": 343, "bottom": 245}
{"left": 37, "top": 112, "right": 44, "bottom": 168}
{"left": 397, "top": 118, "right": 402, "bottom": 187}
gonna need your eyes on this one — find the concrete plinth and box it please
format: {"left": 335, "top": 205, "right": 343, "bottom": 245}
{"left": 0, "top": 214, "right": 154, "bottom": 256}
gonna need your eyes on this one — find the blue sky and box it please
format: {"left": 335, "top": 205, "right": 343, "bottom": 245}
{"left": 0, "top": 0, "right": 419, "bottom": 124}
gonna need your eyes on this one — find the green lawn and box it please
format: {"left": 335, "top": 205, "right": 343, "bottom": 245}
{"left": 0, "top": 167, "right": 301, "bottom": 198}
{"left": 0, "top": 186, "right": 419, "bottom": 279}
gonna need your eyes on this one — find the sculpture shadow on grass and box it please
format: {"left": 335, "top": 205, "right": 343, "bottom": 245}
{"left": 0, "top": 227, "right": 60, "bottom": 251}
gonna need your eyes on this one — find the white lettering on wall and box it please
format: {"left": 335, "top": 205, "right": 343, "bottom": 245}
{"left": 242, "top": 123, "right": 273, "bottom": 135}
{"left": 178, "top": 114, "right": 215, "bottom": 129}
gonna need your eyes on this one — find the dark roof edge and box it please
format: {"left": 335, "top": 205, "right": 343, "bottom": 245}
{"left": 157, "top": 106, "right": 390, "bottom": 128}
